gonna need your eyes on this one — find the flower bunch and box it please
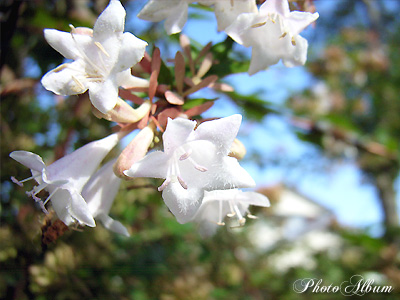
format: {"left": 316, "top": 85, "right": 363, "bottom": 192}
{"left": 10, "top": 0, "right": 319, "bottom": 239}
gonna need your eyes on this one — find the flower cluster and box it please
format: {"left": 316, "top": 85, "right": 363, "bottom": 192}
{"left": 10, "top": 0, "right": 319, "bottom": 239}
{"left": 138, "top": 0, "right": 319, "bottom": 74}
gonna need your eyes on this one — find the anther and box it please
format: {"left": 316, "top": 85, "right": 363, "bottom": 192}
{"left": 158, "top": 178, "right": 171, "bottom": 191}
{"left": 291, "top": 37, "right": 296, "bottom": 46}
{"left": 227, "top": 212, "right": 236, "bottom": 218}
{"left": 177, "top": 176, "right": 188, "bottom": 190}
{"left": 217, "top": 222, "right": 226, "bottom": 226}
{"left": 247, "top": 214, "right": 258, "bottom": 219}
{"left": 194, "top": 165, "right": 208, "bottom": 172}
{"left": 11, "top": 176, "right": 23, "bottom": 187}
{"left": 69, "top": 24, "right": 76, "bottom": 33}
{"left": 179, "top": 149, "right": 192, "bottom": 161}
{"left": 280, "top": 32, "right": 287, "bottom": 39}
{"left": 239, "top": 218, "right": 246, "bottom": 226}
{"left": 72, "top": 75, "right": 86, "bottom": 91}
{"left": 94, "top": 41, "right": 110, "bottom": 57}
{"left": 251, "top": 21, "right": 267, "bottom": 28}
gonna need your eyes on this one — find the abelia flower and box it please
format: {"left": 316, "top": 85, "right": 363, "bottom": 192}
{"left": 192, "top": 189, "right": 270, "bottom": 236}
{"left": 124, "top": 115, "right": 255, "bottom": 223}
{"left": 82, "top": 160, "right": 129, "bottom": 236}
{"left": 137, "top": 0, "right": 256, "bottom": 34}
{"left": 10, "top": 133, "right": 120, "bottom": 227}
{"left": 225, "top": 0, "right": 319, "bottom": 74}
{"left": 41, "top": 0, "right": 148, "bottom": 113}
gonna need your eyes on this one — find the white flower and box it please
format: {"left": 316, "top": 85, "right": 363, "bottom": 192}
{"left": 225, "top": 0, "right": 319, "bottom": 75}
{"left": 10, "top": 133, "right": 120, "bottom": 227}
{"left": 137, "top": 0, "right": 256, "bottom": 34}
{"left": 192, "top": 189, "right": 270, "bottom": 236}
{"left": 41, "top": 0, "right": 148, "bottom": 113}
{"left": 124, "top": 115, "right": 255, "bottom": 223}
{"left": 82, "top": 159, "right": 129, "bottom": 236}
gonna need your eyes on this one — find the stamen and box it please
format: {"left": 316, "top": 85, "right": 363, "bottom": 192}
{"left": 43, "top": 188, "right": 59, "bottom": 206}
{"left": 11, "top": 176, "right": 24, "bottom": 187}
{"left": 69, "top": 24, "right": 76, "bottom": 33}
{"left": 239, "top": 218, "right": 246, "bottom": 226}
{"left": 217, "top": 221, "right": 226, "bottom": 226}
{"left": 37, "top": 201, "right": 49, "bottom": 214}
{"left": 72, "top": 75, "right": 85, "bottom": 91}
{"left": 280, "top": 32, "right": 287, "bottom": 39}
{"left": 194, "top": 165, "right": 208, "bottom": 172}
{"left": 11, "top": 174, "right": 41, "bottom": 187}
{"left": 247, "top": 213, "right": 258, "bottom": 219}
{"left": 230, "top": 0, "right": 234, "bottom": 6}
{"left": 94, "top": 41, "right": 110, "bottom": 57}
{"left": 26, "top": 191, "right": 42, "bottom": 202}
{"left": 291, "top": 37, "right": 296, "bottom": 46}
{"left": 251, "top": 21, "right": 267, "bottom": 28}
{"left": 158, "top": 178, "right": 170, "bottom": 191}
{"left": 227, "top": 212, "right": 236, "bottom": 218}
{"left": 177, "top": 176, "right": 187, "bottom": 190}
{"left": 179, "top": 149, "right": 192, "bottom": 161}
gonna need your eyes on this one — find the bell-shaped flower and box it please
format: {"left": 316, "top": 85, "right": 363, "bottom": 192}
{"left": 137, "top": 0, "right": 255, "bottom": 34}
{"left": 124, "top": 115, "right": 255, "bottom": 223}
{"left": 82, "top": 159, "right": 129, "bottom": 236}
{"left": 10, "top": 133, "right": 121, "bottom": 227}
{"left": 41, "top": 0, "right": 148, "bottom": 113}
{"left": 192, "top": 189, "right": 270, "bottom": 236}
{"left": 225, "top": 0, "right": 319, "bottom": 75}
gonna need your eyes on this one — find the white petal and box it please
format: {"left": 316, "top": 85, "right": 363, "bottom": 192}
{"left": 97, "top": 213, "right": 130, "bottom": 236}
{"left": 68, "top": 190, "right": 96, "bottom": 227}
{"left": 236, "top": 191, "right": 270, "bottom": 207}
{"left": 206, "top": 156, "right": 256, "bottom": 190}
{"left": 46, "top": 133, "right": 120, "bottom": 191}
{"left": 138, "top": 0, "right": 184, "bottom": 22}
{"left": 50, "top": 189, "right": 76, "bottom": 226}
{"left": 88, "top": 78, "right": 119, "bottom": 113}
{"left": 164, "top": 1, "right": 189, "bottom": 35}
{"left": 191, "top": 114, "right": 242, "bottom": 154}
{"left": 163, "top": 117, "right": 196, "bottom": 154}
{"left": 44, "top": 29, "right": 92, "bottom": 60}
{"left": 286, "top": 12, "right": 319, "bottom": 36}
{"left": 93, "top": 0, "right": 126, "bottom": 41}
{"left": 259, "top": 0, "right": 290, "bottom": 16}
{"left": 162, "top": 182, "right": 204, "bottom": 224}
{"left": 248, "top": 45, "right": 280, "bottom": 75}
{"left": 214, "top": 0, "right": 257, "bottom": 31}
{"left": 124, "top": 151, "right": 169, "bottom": 179}
{"left": 225, "top": 12, "right": 260, "bottom": 47}
{"left": 113, "top": 32, "right": 147, "bottom": 73}
{"left": 117, "top": 70, "right": 149, "bottom": 88}
{"left": 83, "top": 160, "right": 121, "bottom": 217}
{"left": 41, "top": 61, "right": 88, "bottom": 96}
{"left": 282, "top": 35, "right": 308, "bottom": 67}
{"left": 10, "top": 151, "right": 46, "bottom": 173}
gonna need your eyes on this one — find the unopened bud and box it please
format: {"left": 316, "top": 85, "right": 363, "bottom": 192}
{"left": 113, "top": 125, "right": 155, "bottom": 179}
{"left": 92, "top": 98, "right": 151, "bottom": 124}
{"left": 228, "top": 138, "right": 246, "bottom": 160}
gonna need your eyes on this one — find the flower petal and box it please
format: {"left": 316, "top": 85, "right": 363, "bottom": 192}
{"left": 88, "top": 78, "right": 119, "bottom": 113}
{"left": 163, "top": 118, "right": 197, "bottom": 154}
{"left": 83, "top": 160, "right": 121, "bottom": 217}
{"left": 282, "top": 35, "right": 308, "bottom": 67}
{"left": 97, "top": 213, "right": 130, "bottom": 236}
{"left": 50, "top": 189, "right": 76, "bottom": 226}
{"left": 44, "top": 29, "right": 92, "bottom": 60}
{"left": 164, "top": 1, "right": 189, "bottom": 35}
{"left": 236, "top": 191, "right": 270, "bottom": 207}
{"left": 113, "top": 32, "right": 147, "bottom": 73}
{"left": 162, "top": 182, "right": 204, "bottom": 224}
{"left": 68, "top": 189, "right": 96, "bottom": 227}
{"left": 117, "top": 70, "right": 149, "bottom": 88}
{"left": 41, "top": 61, "right": 88, "bottom": 96}
{"left": 214, "top": 0, "right": 257, "bottom": 31}
{"left": 10, "top": 151, "right": 46, "bottom": 173}
{"left": 191, "top": 114, "right": 242, "bottom": 154}
{"left": 124, "top": 151, "right": 169, "bottom": 179}
{"left": 93, "top": 0, "right": 126, "bottom": 41}
{"left": 46, "top": 133, "right": 120, "bottom": 191}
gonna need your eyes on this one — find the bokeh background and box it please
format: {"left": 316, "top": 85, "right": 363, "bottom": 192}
{"left": 1, "top": 0, "right": 399, "bottom": 299}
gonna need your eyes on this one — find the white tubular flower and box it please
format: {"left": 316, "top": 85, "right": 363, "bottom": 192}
{"left": 10, "top": 133, "right": 120, "bottom": 227}
{"left": 41, "top": 0, "right": 148, "bottom": 114}
{"left": 192, "top": 189, "right": 270, "bottom": 236}
{"left": 82, "top": 160, "right": 129, "bottom": 237}
{"left": 225, "top": 0, "right": 319, "bottom": 75}
{"left": 137, "top": 0, "right": 256, "bottom": 34}
{"left": 124, "top": 115, "right": 255, "bottom": 224}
